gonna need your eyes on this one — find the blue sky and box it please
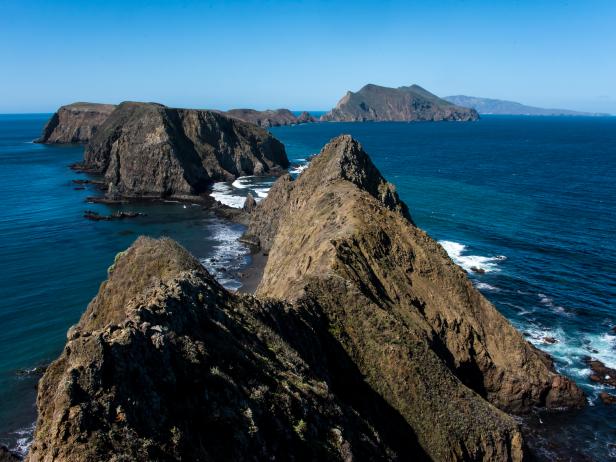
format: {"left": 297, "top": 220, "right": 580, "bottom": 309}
{"left": 1, "top": 0, "right": 614, "bottom": 113}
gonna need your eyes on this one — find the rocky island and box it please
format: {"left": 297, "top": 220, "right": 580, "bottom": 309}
{"left": 26, "top": 135, "right": 583, "bottom": 461}
{"left": 321, "top": 84, "right": 479, "bottom": 122}
{"left": 223, "top": 108, "right": 316, "bottom": 127}
{"left": 69, "top": 102, "right": 288, "bottom": 199}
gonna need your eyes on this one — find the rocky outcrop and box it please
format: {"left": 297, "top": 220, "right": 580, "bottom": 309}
{"left": 80, "top": 102, "right": 288, "bottom": 198}
{"left": 321, "top": 84, "right": 479, "bottom": 122}
{"left": 223, "top": 108, "right": 316, "bottom": 127}
{"left": 27, "top": 237, "right": 427, "bottom": 461}
{"left": 36, "top": 103, "right": 116, "bottom": 144}
{"left": 28, "top": 136, "right": 584, "bottom": 461}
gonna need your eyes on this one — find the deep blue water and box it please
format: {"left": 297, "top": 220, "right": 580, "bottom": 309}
{"left": 0, "top": 114, "right": 614, "bottom": 459}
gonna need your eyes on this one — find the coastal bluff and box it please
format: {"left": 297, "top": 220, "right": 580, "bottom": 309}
{"left": 321, "top": 84, "right": 479, "bottom": 122}
{"left": 80, "top": 102, "right": 288, "bottom": 198}
{"left": 36, "top": 102, "right": 116, "bottom": 144}
{"left": 27, "top": 136, "right": 584, "bottom": 462}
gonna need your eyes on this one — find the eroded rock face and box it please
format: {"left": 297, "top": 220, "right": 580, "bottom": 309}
{"left": 81, "top": 102, "right": 288, "bottom": 198}
{"left": 28, "top": 136, "right": 584, "bottom": 461}
{"left": 36, "top": 103, "right": 116, "bottom": 144}
{"left": 223, "top": 108, "right": 316, "bottom": 127}
{"left": 321, "top": 84, "right": 479, "bottom": 122}
{"left": 248, "top": 135, "right": 584, "bottom": 458}
{"left": 27, "top": 238, "right": 428, "bottom": 461}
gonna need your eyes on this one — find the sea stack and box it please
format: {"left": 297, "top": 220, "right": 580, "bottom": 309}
{"left": 27, "top": 136, "right": 584, "bottom": 462}
{"left": 80, "top": 102, "right": 289, "bottom": 198}
{"left": 321, "top": 84, "right": 479, "bottom": 122}
{"left": 36, "top": 102, "right": 116, "bottom": 144}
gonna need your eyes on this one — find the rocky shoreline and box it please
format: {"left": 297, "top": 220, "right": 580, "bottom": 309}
{"left": 25, "top": 135, "right": 586, "bottom": 461}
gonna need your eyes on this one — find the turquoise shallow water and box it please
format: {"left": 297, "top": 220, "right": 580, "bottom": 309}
{"left": 0, "top": 114, "right": 615, "bottom": 459}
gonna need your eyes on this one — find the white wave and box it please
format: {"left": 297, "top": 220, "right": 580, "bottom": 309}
{"left": 231, "top": 176, "right": 254, "bottom": 189}
{"left": 289, "top": 163, "right": 309, "bottom": 175}
{"left": 439, "top": 240, "right": 506, "bottom": 273}
{"left": 474, "top": 282, "right": 500, "bottom": 292}
{"left": 210, "top": 182, "right": 246, "bottom": 209}
{"left": 11, "top": 422, "right": 35, "bottom": 457}
{"left": 253, "top": 187, "right": 270, "bottom": 199}
{"left": 537, "top": 293, "right": 570, "bottom": 316}
{"left": 199, "top": 221, "right": 250, "bottom": 291}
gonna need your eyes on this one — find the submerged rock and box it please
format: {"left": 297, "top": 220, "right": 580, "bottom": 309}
{"left": 321, "top": 84, "right": 479, "bottom": 122}
{"left": 27, "top": 136, "right": 584, "bottom": 461}
{"left": 36, "top": 102, "right": 116, "bottom": 144}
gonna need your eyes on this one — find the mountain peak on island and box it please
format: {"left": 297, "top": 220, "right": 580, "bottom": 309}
{"left": 321, "top": 83, "right": 478, "bottom": 122}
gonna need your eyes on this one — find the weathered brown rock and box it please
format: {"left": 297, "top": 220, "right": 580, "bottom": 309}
{"left": 585, "top": 357, "right": 616, "bottom": 387}
{"left": 28, "top": 136, "right": 585, "bottom": 461}
{"left": 223, "top": 108, "right": 315, "bottom": 127}
{"left": 248, "top": 135, "right": 584, "bottom": 457}
{"left": 27, "top": 238, "right": 428, "bottom": 461}
{"left": 36, "top": 102, "right": 116, "bottom": 144}
{"left": 599, "top": 392, "right": 616, "bottom": 404}
{"left": 242, "top": 192, "right": 257, "bottom": 213}
{"left": 81, "top": 102, "right": 288, "bottom": 198}
{"left": 321, "top": 84, "right": 479, "bottom": 122}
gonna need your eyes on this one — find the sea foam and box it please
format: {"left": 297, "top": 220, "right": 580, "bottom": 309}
{"left": 439, "top": 240, "right": 506, "bottom": 273}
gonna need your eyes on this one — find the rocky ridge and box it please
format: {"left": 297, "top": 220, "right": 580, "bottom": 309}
{"left": 223, "top": 108, "right": 316, "bottom": 127}
{"left": 27, "top": 136, "right": 584, "bottom": 461}
{"left": 36, "top": 103, "right": 116, "bottom": 144}
{"left": 321, "top": 84, "right": 479, "bottom": 122}
{"left": 79, "top": 102, "right": 288, "bottom": 198}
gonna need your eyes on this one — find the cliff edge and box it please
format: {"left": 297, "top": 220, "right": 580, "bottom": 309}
{"left": 81, "top": 102, "right": 289, "bottom": 198}
{"left": 36, "top": 102, "right": 116, "bottom": 144}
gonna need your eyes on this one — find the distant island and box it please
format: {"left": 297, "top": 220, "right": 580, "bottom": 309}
{"left": 444, "top": 95, "right": 610, "bottom": 116}
{"left": 222, "top": 108, "right": 316, "bottom": 127}
{"left": 321, "top": 84, "right": 479, "bottom": 122}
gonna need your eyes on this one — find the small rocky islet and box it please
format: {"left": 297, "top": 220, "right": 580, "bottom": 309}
{"left": 26, "top": 109, "right": 588, "bottom": 461}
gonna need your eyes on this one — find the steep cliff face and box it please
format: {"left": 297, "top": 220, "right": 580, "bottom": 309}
{"left": 28, "top": 136, "right": 584, "bottom": 461}
{"left": 26, "top": 238, "right": 428, "bottom": 461}
{"left": 321, "top": 84, "right": 479, "bottom": 122}
{"left": 248, "top": 136, "right": 584, "bottom": 457}
{"left": 36, "top": 103, "right": 116, "bottom": 144}
{"left": 81, "top": 102, "right": 288, "bottom": 198}
{"left": 223, "top": 108, "right": 316, "bottom": 127}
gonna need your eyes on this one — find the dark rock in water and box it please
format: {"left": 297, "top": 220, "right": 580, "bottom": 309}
{"left": 73, "top": 187, "right": 85, "bottom": 190}
{"left": 27, "top": 136, "right": 585, "bottom": 462}
{"left": 0, "top": 446, "right": 19, "bottom": 462}
{"left": 321, "top": 84, "right": 479, "bottom": 122}
{"left": 223, "top": 108, "right": 316, "bottom": 127}
{"left": 242, "top": 192, "right": 257, "bottom": 213}
{"left": 296, "top": 111, "right": 317, "bottom": 124}
{"left": 599, "top": 392, "right": 616, "bottom": 404}
{"left": 15, "top": 364, "right": 48, "bottom": 378}
{"left": 470, "top": 266, "right": 486, "bottom": 274}
{"left": 585, "top": 357, "right": 616, "bottom": 387}
{"left": 80, "top": 102, "right": 288, "bottom": 199}
{"left": 543, "top": 337, "right": 558, "bottom": 344}
{"left": 36, "top": 102, "right": 116, "bottom": 144}
{"left": 84, "top": 210, "right": 145, "bottom": 221}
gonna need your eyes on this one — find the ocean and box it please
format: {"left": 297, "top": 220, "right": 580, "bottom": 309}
{"left": 0, "top": 114, "right": 614, "bottom": 459}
